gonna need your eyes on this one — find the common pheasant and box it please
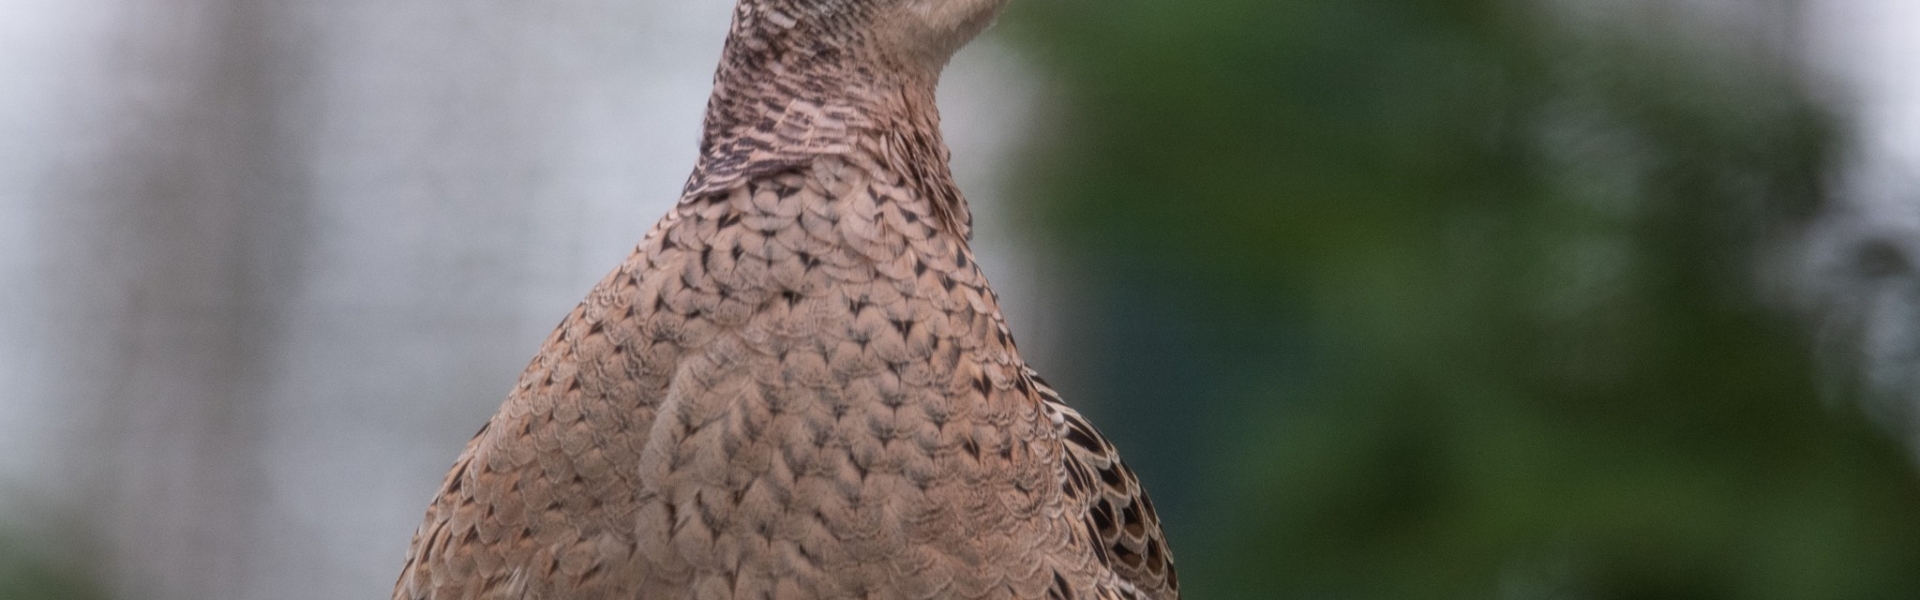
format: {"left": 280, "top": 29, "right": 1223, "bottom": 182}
{"left": 393, "top": 0, "right": 1177, "bottom": 598}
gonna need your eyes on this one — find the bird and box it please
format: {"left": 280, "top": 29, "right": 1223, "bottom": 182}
{"left": 392, "top": 0, "right": 1177, "bottom": 598}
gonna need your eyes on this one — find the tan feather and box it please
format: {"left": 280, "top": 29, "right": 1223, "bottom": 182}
{"left": 393, "top": 0, "right": 1175, "bottom": 598}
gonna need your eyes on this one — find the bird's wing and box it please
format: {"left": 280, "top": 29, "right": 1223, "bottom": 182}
{"left": 1029, "top": 370, "right": 1180, "bottom": 600}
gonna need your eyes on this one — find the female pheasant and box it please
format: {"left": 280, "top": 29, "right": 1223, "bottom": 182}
{"left": 393, "top": 0, "right": 1176, "bottom": 598}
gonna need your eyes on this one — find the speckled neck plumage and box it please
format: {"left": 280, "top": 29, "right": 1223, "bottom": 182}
{"left": 689, "top": 0, "right": 970, "bottom": 239}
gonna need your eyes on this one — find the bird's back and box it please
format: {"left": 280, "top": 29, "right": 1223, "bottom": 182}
{"left": 394, "top": 153, "right": 1159, "bottom": 599}
{"left": 396, "top": 0, "right": 1181, "bottom": 595}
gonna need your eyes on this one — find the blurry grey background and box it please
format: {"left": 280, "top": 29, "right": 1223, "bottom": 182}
{"left": 0, "top": 0, "right": 1914, "bottom": 599}
{"left": 1803, "top": 0, "right": 1920, "bottom": 437}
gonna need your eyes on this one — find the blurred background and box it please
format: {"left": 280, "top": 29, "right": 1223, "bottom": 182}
{"left": 1, "top": 0, "right": 1917, "bottom": 598}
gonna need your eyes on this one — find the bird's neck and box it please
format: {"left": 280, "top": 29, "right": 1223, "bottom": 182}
{"left": 686, "top": 35, "right": 972, "bottom": 240}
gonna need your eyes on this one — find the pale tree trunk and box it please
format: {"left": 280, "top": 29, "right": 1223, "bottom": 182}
{"left": 4, "top": 0, "right": 295, "bottom": 598}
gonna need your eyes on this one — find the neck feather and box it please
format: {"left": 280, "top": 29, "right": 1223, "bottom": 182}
{"left": 684, "top": 7, "right": 971, "bottom": 240}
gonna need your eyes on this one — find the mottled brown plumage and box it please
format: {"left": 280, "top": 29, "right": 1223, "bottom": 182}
{"left": 394, "top": 1, "right": 1176, "bottom": 598}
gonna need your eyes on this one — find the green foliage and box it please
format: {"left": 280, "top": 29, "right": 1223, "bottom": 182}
{"left": 0, "top": 536, "right": 104, "bottom": 600}
{"left": 1005, "top": 0, "right": 1920, "bottom": 598}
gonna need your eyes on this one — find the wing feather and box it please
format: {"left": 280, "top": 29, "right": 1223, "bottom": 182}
{"left": 1029, "top": 369, "right": 1179, "bottom": 600}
